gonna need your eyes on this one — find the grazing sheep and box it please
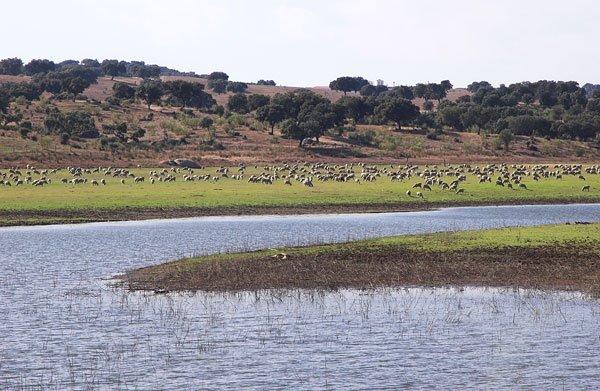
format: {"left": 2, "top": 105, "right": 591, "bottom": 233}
{"left": 582, "top": 185, "right": 591, "bottom": 192}
{"left": 91, "top": 180, "right": 99, "bottom": 186}
{"left": 406, "top": 190, "right": 411, "bottom": 197}
{"left": 456, "top": 188, "right": 465, "bottom": 194}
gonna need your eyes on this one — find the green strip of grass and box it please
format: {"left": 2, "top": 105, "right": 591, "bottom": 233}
{"left": 125, "top": 223, "right": 600, "bottom": 293}
{"left": 1, "top": 165, "right": 600, "bottom": 213}
{"left": 177, "top": 223, "right": 600, "bottom": 267}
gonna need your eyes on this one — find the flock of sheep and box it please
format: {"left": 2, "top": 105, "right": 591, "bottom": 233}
{"left": 0, "top": 163, "right": 597, "bottom": 195}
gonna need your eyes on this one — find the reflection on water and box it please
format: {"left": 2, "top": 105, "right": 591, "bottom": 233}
{"left": 1, "top": 204, "right": 600, "bottom": 388}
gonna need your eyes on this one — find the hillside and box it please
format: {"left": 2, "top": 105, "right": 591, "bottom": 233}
{"left": 1, "top": 75, "right": 599, "bottom": 168}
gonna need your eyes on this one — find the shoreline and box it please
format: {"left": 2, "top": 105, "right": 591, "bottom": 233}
{"left": 121, "top": 224, "right": 600, "bottom": 296}
{"left": 2, "top": 198, "right": 600, "bottom": 227}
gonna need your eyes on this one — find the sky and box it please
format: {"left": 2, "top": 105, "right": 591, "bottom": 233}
{"left": 2, "top": 0, "right": 599, "bottom": 87}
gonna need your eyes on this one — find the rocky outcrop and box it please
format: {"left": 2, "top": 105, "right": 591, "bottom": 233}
{"left": 160, "top": 158, "right": 202, "bottom": 168}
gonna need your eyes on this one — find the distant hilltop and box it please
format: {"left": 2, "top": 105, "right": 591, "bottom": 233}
{"left": 1, "top": 56, "right": 600, "bottom": 168}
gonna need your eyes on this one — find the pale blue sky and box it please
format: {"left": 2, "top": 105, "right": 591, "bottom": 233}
{"left": 2, "top": 0, "right": 599, "bottom": 87}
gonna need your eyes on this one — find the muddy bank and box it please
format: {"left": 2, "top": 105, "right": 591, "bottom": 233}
{"left": 2, "top": 198, "right": 599, "bottom": 227}
{"left": 122, "top": 244, "right": 600, "bottom": 296}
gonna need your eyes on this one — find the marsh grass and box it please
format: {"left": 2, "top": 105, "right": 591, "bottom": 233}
{"left": 124, "top": 223, "right": 600, "bottom": 294}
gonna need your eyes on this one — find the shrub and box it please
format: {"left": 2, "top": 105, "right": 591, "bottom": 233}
{"left": 207, "top": 71, "right": 229, "bottom": 81}
{"left": 198, "top": 135, "right": 225, "bottom": 151}
{"left": 159, "top": 118, "right": 187, "bottom": 135}
{"left": 378, "top": 135, "right": 400, "bottom": 151}
{"left": 199, "top": 117, "right": 213, "bottom": 129}
{"left": 226, "top": 81, "right": 248, "bottom": 93}
{"left": 227, "top": 94, "right": 248, "bottom": 113}
{"left": 207, "top": 79, "right": 227, "bottom": 94}
{"left": 44, "top": 108, "right": 99, "bottom": 138}
{"left": 112, "top": 82, "right": 136, "bottom": 99}
{"left": 426, "top": 128, "right": 442, "bottom": 140}
{"left": 105, "top": 96, "right": 121, "bottom": 107}
{"left": 347, "top": 130, "right": 376, "bottom": 147}
{"left": 19, "top": 125, "right": 30, "bottom": 139}
{"left": 59, "top": 132, "right": 70, "bottom": 144}
{"left": 247, "top": 94, "right": 270, "bottom": 111}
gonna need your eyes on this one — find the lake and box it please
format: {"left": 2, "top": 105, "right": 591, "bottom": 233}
{"left": 1, "top": 203, "right": 600, "bottom": 388}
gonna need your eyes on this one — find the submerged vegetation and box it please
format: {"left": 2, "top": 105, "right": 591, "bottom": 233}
{"left": 124, "top": 223, "right": 600, "bottom": 295}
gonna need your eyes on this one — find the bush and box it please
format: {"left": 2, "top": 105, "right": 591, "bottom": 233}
{"left": 426, "top": 128, "right": 442, "bottom": 140}
{"left": 378, "top": 135, "right": 401, "bottom": 151}
{"left": 44, "top": 108, "right": 99, "bottom": 138}
{"left": 227, "top": 113, "right": 247, "bottom": 126}
{"left": 19, "top": 125, "right": 30, "bottom": 139}
{"left": 227, "top": 93, "right": 248, "bottom": 113}
{"left": 198, "top": 135, "right": 225, "bottom": 151}
{"left": 497, "top": 129, "right": 515, "bottom": 150}
{"left": 105, "top": 96, "right": 121, "bottom": 107}
{"left": 112, "top": 82, "right": 136, "bottom": 99}
{"left": 226, "top": 81, "right": 248, "bottom": 93}
{"left": 59, "top": 132, "right": 70, "bottom": 144}
{"left": 0, "top": 82, "right": 42, "bottom": 101}
{"left": 224, "top": 124, "right": 239, "bottom": 137}
{"left": 159, "top": 118, "right": 187, "bottom": 135}
{"left": 347, "top": 130, "right": 376, "bottom": 147}
{"left": 247, "top": 94, "right": 270, "bottom": 111}
{"left": 207, "top": 71, "right": 229, "bottom": 81}
{"left": 593, "top": 133, "right": 600, "bottom": 148}
{"left": 213, "top": 105, "right": 225, "bottom": 116}
{"left": 199, "top": 117, "right": 213, "bottom": 128}
{"left": 207, "top": 79, "right": 227, "bottom": 94}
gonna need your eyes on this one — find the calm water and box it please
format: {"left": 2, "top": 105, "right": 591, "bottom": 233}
{"left": 1, "top": 204, "right": 600, "bottom": 389}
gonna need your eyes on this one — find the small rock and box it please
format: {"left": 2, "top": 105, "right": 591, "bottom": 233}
{"left": 174, "top": 158, "right": 201, "bottom": 168}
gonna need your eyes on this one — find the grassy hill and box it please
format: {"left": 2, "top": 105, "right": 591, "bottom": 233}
{"left": 0, "top": 75, "right": 599, "bottom": 168}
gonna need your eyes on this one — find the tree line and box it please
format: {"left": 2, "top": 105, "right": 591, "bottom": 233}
{"left": 436, "top": 80, "right": 600, "bottom": 142}
{"left": 229, "top": 87, "right": 422, "bottom": 146}
{"left": 3, "top": 58, "right": 600, "bottom": 149}
{"left": 0, "top": 57, "right": 197, "bottom": 78}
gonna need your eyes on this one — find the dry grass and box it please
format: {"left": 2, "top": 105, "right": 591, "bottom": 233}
{"left": 1, "top": 76, "right": 599, "bottom": 167}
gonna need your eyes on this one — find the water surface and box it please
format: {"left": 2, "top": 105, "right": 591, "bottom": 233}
{"left": 1, "top": 203, "right": 600, "bottom": 388}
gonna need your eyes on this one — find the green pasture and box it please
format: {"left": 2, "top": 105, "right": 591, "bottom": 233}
{"left": 163, "top": 223, "right": 600, "bottom": 269}
{"left": 1, "top": 165, "right": 599, "bottom": 212}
